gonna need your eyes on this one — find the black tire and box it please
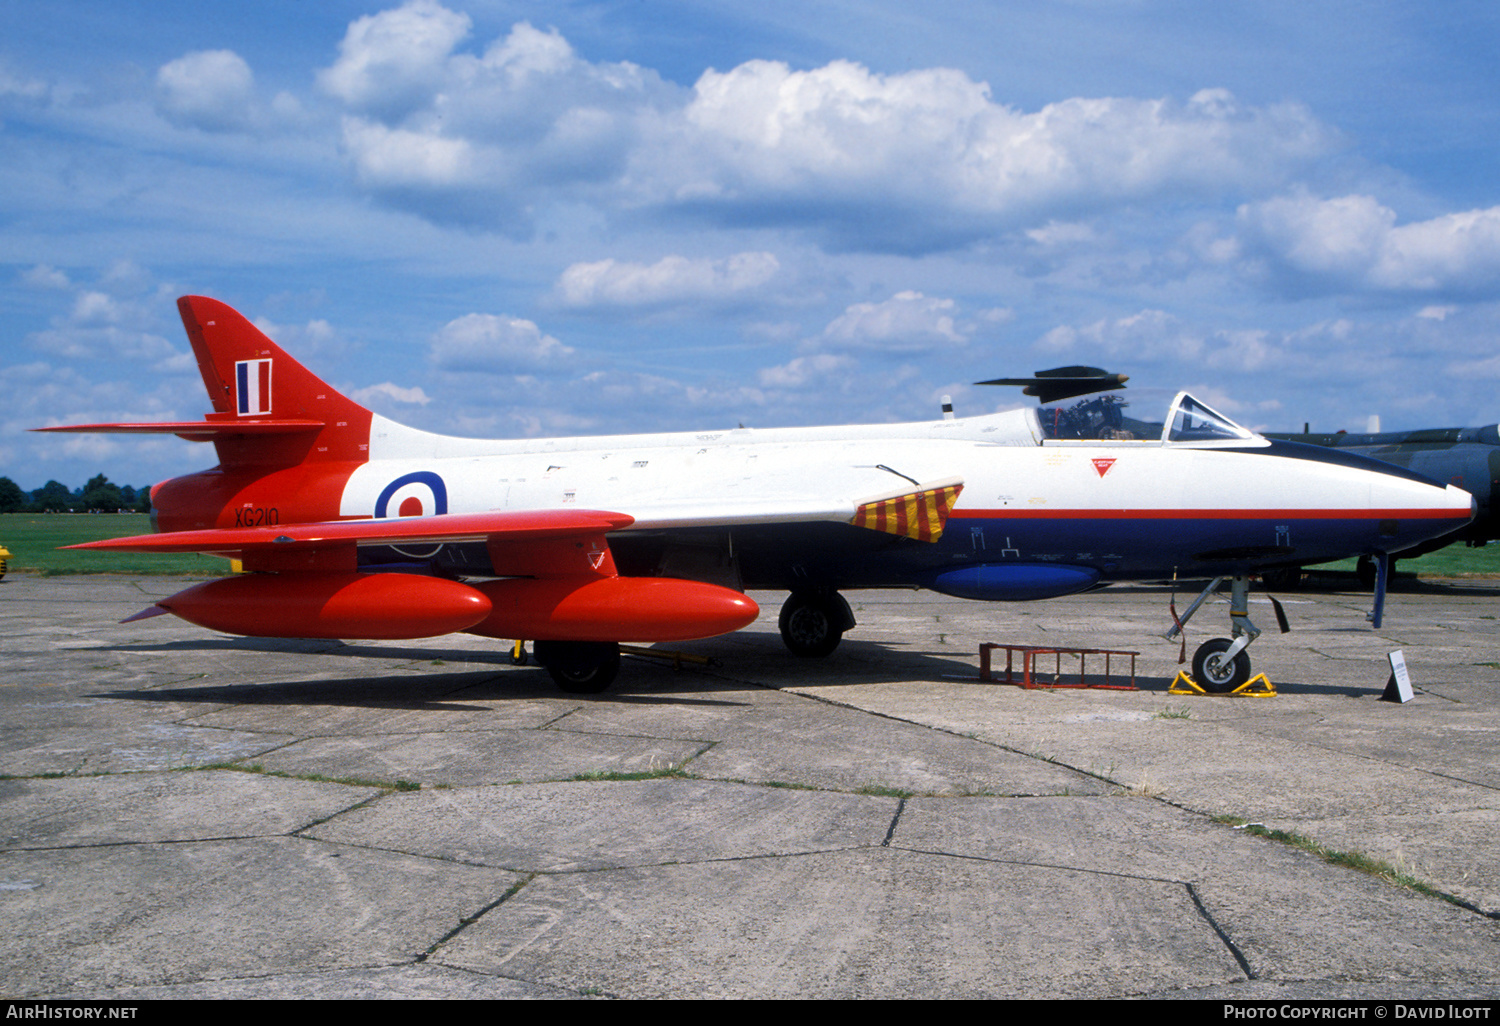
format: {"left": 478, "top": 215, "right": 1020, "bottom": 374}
{"left": 778, "top": 592, "right": 845, "bottom": 658}
{"left": 533, "top": 640, "right": 620, "bottom": 694}
{"left": 1260, "top": 567, "right": 1301, "bottom": 590}
{"left": 1192, "top": 638, "right": 1250, "bottom": 694}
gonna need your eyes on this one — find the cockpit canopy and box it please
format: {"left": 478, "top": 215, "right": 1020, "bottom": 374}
{"left": 1037, "top": 391, "right": 1262, "bottom": 446}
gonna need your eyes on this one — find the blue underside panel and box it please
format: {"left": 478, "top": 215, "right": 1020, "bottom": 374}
{"left": 363, "top": 508, "right": 1467, "bottom": 597}
{"left": 943, "top": 513, "right": 1435, "bottom": 578}
{"left": 919, "top": 563, "right": 1102, "bottom": 601}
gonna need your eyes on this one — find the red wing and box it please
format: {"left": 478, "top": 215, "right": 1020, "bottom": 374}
{"left": 68, "top": 509, "right": 635, "bottom": 574}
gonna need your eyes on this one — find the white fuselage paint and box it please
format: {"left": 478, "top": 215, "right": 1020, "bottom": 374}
{"left": 333, "top": 401, "right": 1474, "bottom": 588}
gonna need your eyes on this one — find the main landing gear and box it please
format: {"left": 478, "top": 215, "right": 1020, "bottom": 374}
{"left": 528, "top": 586, "right": 857, "bottom": 693}
{"left": 778, "top": 589, "right": 857, "bottom": 658}
{"left": 1166, "top": 575, "right": 1290, "bottom": 693}
{"left": 532, "top": 640, "right": 621, "bottom": 694}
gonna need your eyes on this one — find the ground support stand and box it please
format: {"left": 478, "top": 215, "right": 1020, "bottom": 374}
{"left": 979, "top": 643, "right": 1138, "bottom": 690}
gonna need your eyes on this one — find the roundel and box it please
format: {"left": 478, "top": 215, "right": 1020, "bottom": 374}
{"left": 376, "top": 471, "right": 449, "bottom": 519}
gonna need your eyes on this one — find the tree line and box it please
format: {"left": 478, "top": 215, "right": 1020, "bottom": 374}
{"left": 0, "top": 475, "right": 152, "bottom": 514}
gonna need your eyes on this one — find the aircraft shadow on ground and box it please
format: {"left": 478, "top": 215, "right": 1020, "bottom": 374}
{"left": 85, "top": 630, "right": 984, "bottom": 709}
{"left": 86, "top": 632, "right": 770, "bottom": 710}
{"left": 87, "top": 624, "right": 1384, "bottom": 707}
{"left": 91, "top": 669, "right": 531, "bottom": 712}
{"left": 86, "top": 664, "right": 764, "bottom": 711}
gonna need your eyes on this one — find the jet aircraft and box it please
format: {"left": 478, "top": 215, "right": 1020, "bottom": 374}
{"left": 39, "top": 298, "right": 1474, "bottom": 693}
{"left": 1265, "top": 424, "right": 1500, "bottom": 583}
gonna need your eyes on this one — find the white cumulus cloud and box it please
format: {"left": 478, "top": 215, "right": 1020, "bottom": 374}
{"left": 646, "top": 67, "right": 1332, "bottom": 250}
{"left": 341, "top": 118, "right": 478, "bottom": 188}
{"left": 816, "top": 291, "right": 965, "bottom": 353}
{"left": 429, "top": 313, "right": 573, "bottom": 373}
{"left": 758, "top": 353, "right": 856, "bottom": 389}
{"left": 156, "top": 50, "right": 256, "bottom": 131}
{"left": 351, "top": 381, "right": 432, "bottom": 406}
{"left": 317, "top": 0, "right": 473, "bottom": 118}
{"left": 323, "top": 12, "right": 672, "bottom": 230}
{"left": 1037, "top": 309, "right": 1206, "bottom": 364}
{"left": 556, "top": 252, "right": 780, "bottom": 308}
{"left": 22, "top": 265, "right": 71, "bottom": 290}
{"left": 313, "top": 6, "right": 1331, "bottom": 251}
{"left": 1239, "top": 192, "right": 1500, "bottom": 294}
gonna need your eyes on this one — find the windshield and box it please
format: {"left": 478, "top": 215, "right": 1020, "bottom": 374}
{"left": 1166, "top": 393, "right": 1257, "bottom": 443}
{"left": 1037, "top": 390, "right": 1259, "bottom": 445}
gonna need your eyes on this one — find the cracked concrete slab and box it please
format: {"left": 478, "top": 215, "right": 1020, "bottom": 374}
{"left": 306, "top": 777, "right": 898, "bottom": 871}
{"left": 0, "top": 838, "right": 520, "bottom": 995}
{"left": 436, "top": 848, "right": 1245, "bottom": 999}
{"left": 252, "top": 729, "right": 710, "bottom": 788}
{"left": 0, "top": 770, "right": 381, "bottom": 847}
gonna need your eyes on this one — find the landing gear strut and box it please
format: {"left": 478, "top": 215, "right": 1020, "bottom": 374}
{"left": 778, "top": 589, "right": 856, "bottom": 658}
{"left": 1166, "top": 575, "right": 1287, "bottom": 694}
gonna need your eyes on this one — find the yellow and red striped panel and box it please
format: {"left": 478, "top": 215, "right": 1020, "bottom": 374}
{"left": 852, "top": 483, "right": 964, "bottom": 542}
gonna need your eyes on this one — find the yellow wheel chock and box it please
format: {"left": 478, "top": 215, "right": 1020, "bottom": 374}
{"left": 1169, "top": 670, "right": 1276, "bottom": 696}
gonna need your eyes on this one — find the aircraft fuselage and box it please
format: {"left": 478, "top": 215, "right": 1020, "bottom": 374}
{"left": 151, "top": 405, "right": 1475, "bottom": 601}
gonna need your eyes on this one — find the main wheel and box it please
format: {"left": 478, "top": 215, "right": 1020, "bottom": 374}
{"left": 1260, "top": 567, "right": 1302, "bottom": 590}
{"left": 533, "top": 641, "right": 621, "bottom": 694}
{"left": 1192, "top": 638, "right": 1250, "bottom": 694}
{"left": 778, "top": 592, "right": 845, "bottom": 658}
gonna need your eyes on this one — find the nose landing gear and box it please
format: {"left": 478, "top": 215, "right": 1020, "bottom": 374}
{"left": 1166, "top": 574, "right": 1289, "bottom": 693}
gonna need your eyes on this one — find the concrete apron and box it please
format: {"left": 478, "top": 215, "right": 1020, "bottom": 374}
{"left": 1, "top": 575, "right": 1497, "bottom": 999}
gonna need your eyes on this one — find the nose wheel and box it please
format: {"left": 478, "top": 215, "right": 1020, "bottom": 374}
{"left": 1191, "top": 638, "right": 1251, "bottom": 693}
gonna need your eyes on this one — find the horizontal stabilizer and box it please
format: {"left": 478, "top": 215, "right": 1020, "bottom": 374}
{"left": 33, "top": 419, "right": 325, "bottom": 442}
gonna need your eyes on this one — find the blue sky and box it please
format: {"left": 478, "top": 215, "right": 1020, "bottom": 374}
{"left": 4, "top": 0, "right": 1500, "bottom": 490}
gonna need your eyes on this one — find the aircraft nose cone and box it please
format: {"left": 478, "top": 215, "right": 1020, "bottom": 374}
{"left": 1375, "top": 480, "right": 1475, "bottom": 554}
{"left": 1260, "top": 439, "right": 1476, "bottom": 565}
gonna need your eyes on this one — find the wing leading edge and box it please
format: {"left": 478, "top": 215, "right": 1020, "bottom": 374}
{"left": 69, "top": 509, "right": 633, "bottom": 563}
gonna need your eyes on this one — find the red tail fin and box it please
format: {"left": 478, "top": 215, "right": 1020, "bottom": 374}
{"left": 176, "top": 296, "right": 373, "bottom": 468}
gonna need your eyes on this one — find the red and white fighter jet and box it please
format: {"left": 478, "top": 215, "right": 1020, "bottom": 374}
{"left": 40, "top": 297, "right": 1474, "bottom": 692}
